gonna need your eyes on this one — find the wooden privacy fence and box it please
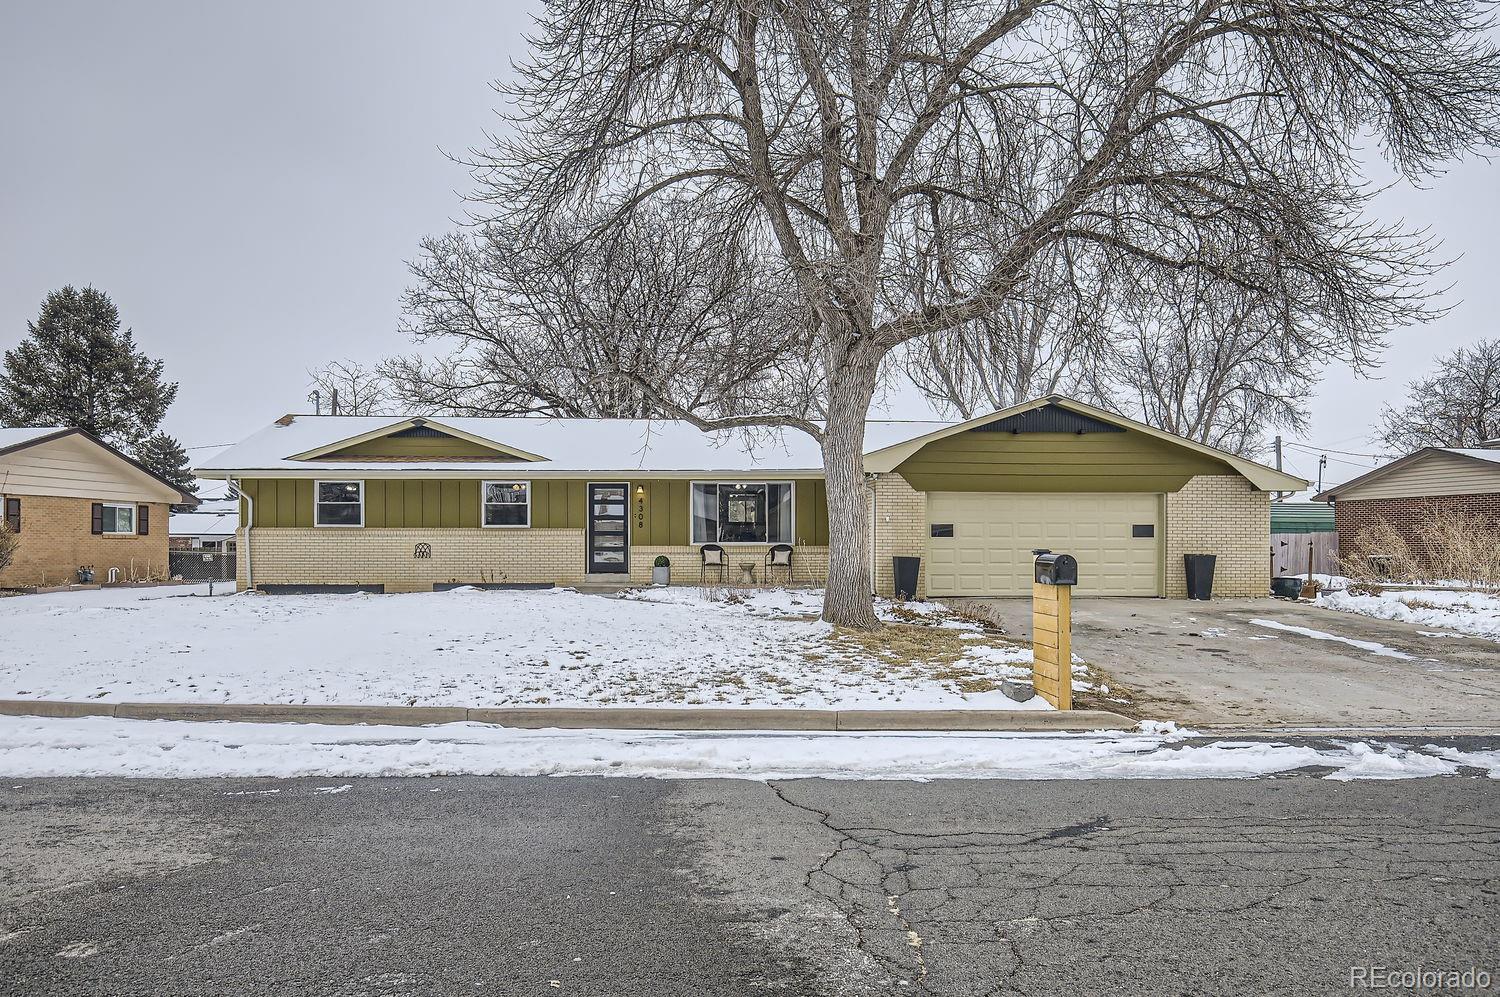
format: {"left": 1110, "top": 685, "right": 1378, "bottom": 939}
{"left": 1271, "top": 531, "right": 1340, "bottom": 577}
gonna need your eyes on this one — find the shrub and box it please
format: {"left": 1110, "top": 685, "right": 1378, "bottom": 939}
{"left": 0, "top": 520, "right": 14, "bottom": 573}
{"left": 653, "top": 555, "right": 670, "bottom": 568}
{"left": 1339, "top": 505, "right": 1500, "bottom": 587}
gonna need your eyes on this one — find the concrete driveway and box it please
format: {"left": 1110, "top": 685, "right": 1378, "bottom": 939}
{"left": 953, "top": 597, "right": 1500, "bottom": 731}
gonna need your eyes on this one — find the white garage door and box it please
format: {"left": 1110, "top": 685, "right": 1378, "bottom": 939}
{"left": 925, "top": 492, "right": 1162, "bottom": 596}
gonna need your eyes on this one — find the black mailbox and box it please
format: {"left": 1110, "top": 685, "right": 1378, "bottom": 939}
{"left": 1033, "top": 552, "right": 1078, "bottom": 586}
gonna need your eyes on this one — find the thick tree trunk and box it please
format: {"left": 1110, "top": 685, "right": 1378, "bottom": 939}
{"left": 820, "top": 353, "right": 882, "bottom": 630}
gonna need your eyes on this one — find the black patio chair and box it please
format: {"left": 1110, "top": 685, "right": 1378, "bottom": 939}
{"left": 765, "top": 544, "right": 793, "bottom": 585}
{"left": 700, "top": 543, "right": 728, "bottom": 583}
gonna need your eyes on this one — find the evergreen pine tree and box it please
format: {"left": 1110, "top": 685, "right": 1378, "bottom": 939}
{"left": 0, "top": 286, "right": 179, "bottom": 450}
{"left": 132, "top": 431, "right": 196, "bottom": 496}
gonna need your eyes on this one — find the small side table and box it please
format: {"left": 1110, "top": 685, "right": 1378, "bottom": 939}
{"left": 737, "top": 562, "right": 757, "bottom": 586}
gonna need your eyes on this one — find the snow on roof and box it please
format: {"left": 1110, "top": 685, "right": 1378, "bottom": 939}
{"left": 1444, "top": 448, "right": 1500, "bottom": 466}
{"left": 169, "top": 511, "right": 237, "bottom": 537}
{"left": 197, "top": 415, "right": 952, "bottom": 475}
{"left": 0, "top": 427, "right": 68, "bottom": 451}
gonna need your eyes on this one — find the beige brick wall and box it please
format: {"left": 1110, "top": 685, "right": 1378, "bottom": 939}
{"left": 236, "top": 529, "right": 832, "bottom": 593}
{"left": 871, "top": 473, "right": 927, "bottom": 598}
{"left": 1164, "top": 475, "right": 1270, "bottom": 598}
{"left": 0, "top": 495, "right": 170, "bottom": 588}
{"left": 238, "top": 528, "right": 589, "bottom": 593}
{"left": 629, "top": 545, "right": 829, "bottom": 587}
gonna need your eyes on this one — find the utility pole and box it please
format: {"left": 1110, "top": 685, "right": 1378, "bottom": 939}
{"left": 332, "top": 388, "right": 340, "bottom": 416}
{"left": 1273, "top": 435, "right": 1284, "bottom": 501}
{"left": 307, "top": 390, "right": 321, "bottom": 415}
{"left": 1318, "top": 455, "right": 1327, "bottom": 493}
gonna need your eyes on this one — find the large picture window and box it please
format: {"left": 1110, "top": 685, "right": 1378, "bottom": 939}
{"left": 315, "top": 481, "right": 363, "bottom": 527}
{"left": 690, "top": 482, "right": 793, "bottom": 544}
{"left": 483, "top": 480, "right": 530, "bottom": 527}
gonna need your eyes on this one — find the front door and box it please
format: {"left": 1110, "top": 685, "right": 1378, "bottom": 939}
{"left": 587, "top": 482, "right": 629, "bottom": 574}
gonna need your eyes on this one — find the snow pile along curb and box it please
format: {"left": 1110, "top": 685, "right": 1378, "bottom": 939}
{"left": 0, "top": 715, "right": 1492, "bottom": 781}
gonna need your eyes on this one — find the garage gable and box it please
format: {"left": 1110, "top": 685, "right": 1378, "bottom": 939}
{"left": 894, "top": 418, "right": 1234, "bottom": 493}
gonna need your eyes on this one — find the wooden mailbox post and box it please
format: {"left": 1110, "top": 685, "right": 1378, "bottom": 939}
{"left": 1031, "top": 550, "right": 1078, "bottom": 710}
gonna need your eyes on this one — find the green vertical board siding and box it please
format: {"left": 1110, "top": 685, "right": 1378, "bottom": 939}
{"left": 624, "top": 479, "right": 690, "bottom": 545}
{"left": 236, "top": 477, "right": 828, "bottom": 537}
{"left": 441, "top": 480, "right": 461, "bottom": 526}
{"left": 366, "top": 481, "right": 387, "bottom": 526}
{"left": 460, "top": 480, "right": 480, "bottom": 526}
{"left": 239, "top": 479, "right": 312, "bottom": 527}
{"left": 895, "top": 430, "right": 1234, "bottom": 493}
{"left": 402, "top": 481, "right": 421, "bottom": 526}
{"left": 567, "top": 481, "right": 585, "bottom": 529}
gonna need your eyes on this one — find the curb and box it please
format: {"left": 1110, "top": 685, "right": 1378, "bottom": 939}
{"left": 0, "top": 699, "right": 1137, "bottom": 733}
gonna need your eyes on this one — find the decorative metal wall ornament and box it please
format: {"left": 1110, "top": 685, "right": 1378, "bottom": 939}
{"left": 414, "top": 543, "right": 432, "bottom": 559}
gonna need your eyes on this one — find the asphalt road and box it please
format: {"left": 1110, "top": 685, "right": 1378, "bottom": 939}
{"left": 2, "top": 770, "right": 1498, "bottom": 996}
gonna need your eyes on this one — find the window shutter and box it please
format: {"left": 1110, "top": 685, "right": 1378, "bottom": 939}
{"left": 3, "top": 497, "right": 18, "bottom": 534}
{"left": 91, "top": 502, "right": 104, "bottom": 535}
{"left": 138, "top": 504, "right": 150, "bottom": 535}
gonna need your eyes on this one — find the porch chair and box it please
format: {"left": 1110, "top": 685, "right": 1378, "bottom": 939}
{"left": 765, "top": 544, "right": 794, "bottom": 585}
{"left": 700, "top": 544, "right": 728, "bottom": 583}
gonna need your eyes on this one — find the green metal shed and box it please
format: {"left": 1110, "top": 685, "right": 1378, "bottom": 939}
{"left": 1270, "top": 502, "right": 1335, "bottom": 534}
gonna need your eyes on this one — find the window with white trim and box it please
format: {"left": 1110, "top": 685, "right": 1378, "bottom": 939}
{"left": 315, "top": 481, "right": 364, "bottom": 527}
{"left": 482, "top": 480, "right": 530, "bottom": 527}
{"left": 690, "top": 482, "right": 793, "bottom": 544}
{"left": 100, "top": 502, "right": 136, "bottom": 535}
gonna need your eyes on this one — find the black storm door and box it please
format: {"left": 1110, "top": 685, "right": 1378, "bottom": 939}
{"left": 588, "top": 483, "right": 629, "bottom": 574}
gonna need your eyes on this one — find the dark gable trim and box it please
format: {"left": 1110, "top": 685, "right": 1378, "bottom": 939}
{"left": 0, "top": 428, "right": 199, "bottom": 506}
{"left": 388, "top": 424, "right": 459, "bottom": 439}
{"left": 969, "top": 403, "right": 1124, "bottom": 435}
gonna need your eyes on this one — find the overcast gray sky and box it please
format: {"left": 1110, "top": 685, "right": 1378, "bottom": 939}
{"left": 2, "top": 2, "right": 1496, "bottom": 489}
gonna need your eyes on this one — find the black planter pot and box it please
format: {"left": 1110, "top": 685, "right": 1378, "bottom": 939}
{"left": 892, "top": 556, "right": 921, "bottom": 600}
{"left": 1184, "top": 554, "right": 1217, "bottom": 600}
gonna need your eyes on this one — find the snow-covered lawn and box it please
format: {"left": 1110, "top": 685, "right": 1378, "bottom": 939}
{"left": 0, "top": 584, "right": 1063, "bottom": 711}
{"left": 1316, "top": 586, "right": 1500, "bottom": 641}
{"left": 0, "top": 715, "right": 1489, "bottom": 781}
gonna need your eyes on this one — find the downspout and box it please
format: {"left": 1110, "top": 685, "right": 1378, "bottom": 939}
{"left": 230, "top": 477, "right": 253, "bottom": 592}
{"left": 864, "top": 472, "right": 879, "bottom": 595}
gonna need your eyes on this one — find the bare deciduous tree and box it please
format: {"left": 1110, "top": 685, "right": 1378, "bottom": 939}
{"left": 1105, "top": 275, "right": 1320, "bottom": 454}
{"left": 1376, "top": 338, "right": 1500, "bottom": 451}
{"left": 431, "top": 0, "right": 1499, "bottom": 628}
{"left": 397, "top": 209, "right": 822, "bottom": 423}
{"left": 308, "top": 360, "right": 390, "bottom": 416}
{"left": 902, "top": 247, "right": 1111, "bottom": 418}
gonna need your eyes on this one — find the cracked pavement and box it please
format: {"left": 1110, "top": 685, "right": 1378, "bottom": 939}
{"left": 3, "top": 769, "right": 1498, "bottom": 995}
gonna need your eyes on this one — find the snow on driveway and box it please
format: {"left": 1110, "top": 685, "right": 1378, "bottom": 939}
{"left": 1317, "top": 587, "right": 1500, "bottom": 641}
{"left": 0, "top": 715, "right": 1484, "bottom": 781}
{"left": 0, "top": 584, "right": 1050, "bottom": 710}
{"left": 1247, "top": 618, "right": 1414, "bottom": 659}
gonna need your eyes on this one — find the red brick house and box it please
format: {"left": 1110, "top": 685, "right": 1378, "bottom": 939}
{"left": 1314, "top": 447, "right": 1500, "bottom": 566}
{"left": 0, "top": 427, "right": 198, "bottom": 589}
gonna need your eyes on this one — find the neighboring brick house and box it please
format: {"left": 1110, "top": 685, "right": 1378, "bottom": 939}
{"left": 0, "top": 427, "right": 198, "bottom": 589}
{"left": 1314, "top": 447, "right": 1500, "bottom": 567}
{"left": 198, "top": 397, "right": 1303, "bottom": 599}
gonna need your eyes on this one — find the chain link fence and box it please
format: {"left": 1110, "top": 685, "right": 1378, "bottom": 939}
{"left": 169, "top": 549, "right": 237, "bottom": 583}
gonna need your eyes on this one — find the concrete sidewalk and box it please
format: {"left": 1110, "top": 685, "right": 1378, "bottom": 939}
{"left": 0, "top": 699, "right": 1136, "bottom": 732}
